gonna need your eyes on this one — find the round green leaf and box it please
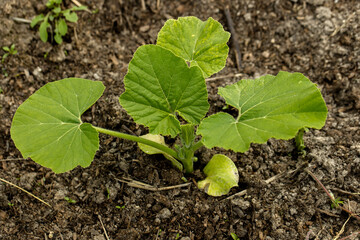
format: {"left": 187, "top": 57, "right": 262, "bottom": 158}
{"left": 119, "top": 45, "right": 209, "bottom": 137}
{"left": 63, "top": 11, "right": 78, "bottom": 22}
{"left": 198, "top": 154, "right": 239, "bottom": 196}
{"left": 11, "top": 78, "right": 105, "bottom": 173}
{"left": 157, "top": 16, "right": 230, "bottom": 78}
{"left": 197, "top": 72, "right": 328, "bottom": 152}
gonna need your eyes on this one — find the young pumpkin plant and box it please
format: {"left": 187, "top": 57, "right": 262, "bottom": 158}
{"left": 10, "top": 17, "right": 328, "bottom": 196}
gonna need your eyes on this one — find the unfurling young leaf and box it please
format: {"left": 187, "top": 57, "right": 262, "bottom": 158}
{"left": 119, "top": 44, "right": 209, "bottom": 137}
{"left": 197, "top": 71, "right": 328, "bottom": 152}
{"left": 157, "top": 16, "right": 230, "bottom": 78}
{"left": 10, "top": 78, "right": 105, "bottom": 173}
{"left": 198, "top": 154, "right": 239, "bottom": 196}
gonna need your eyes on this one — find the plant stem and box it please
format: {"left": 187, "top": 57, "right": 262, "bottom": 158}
{"left": 181, "top": 151, "right": 194, "bottom": 173}
{"left": 295, "top": 128, "right": 306, "bottom": 156}
{"left": 93, "top": 126, "right": 178, "bottom": 160}
{"left": 191, "top": 140, "right": 204, "bottom": 152}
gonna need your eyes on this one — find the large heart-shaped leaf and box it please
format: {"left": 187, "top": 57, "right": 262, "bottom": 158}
{"left": 11, "top": 78, "right": 105, "bottom": 173}
{"left": 157, "top": 16, "right": 230, "bottom": 78}
{"left": 198, "top": 154, "right": 238, "bottom": 196}
{"left": 197, "top": 72, "right": 328, "bottom": 152}
{"left": 119, "top": 45, "right": 209, "bottom": 137}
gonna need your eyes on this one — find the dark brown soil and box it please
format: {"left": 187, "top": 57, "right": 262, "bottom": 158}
{"left": 1, "top": 0, "right": 359, "bottom": 239}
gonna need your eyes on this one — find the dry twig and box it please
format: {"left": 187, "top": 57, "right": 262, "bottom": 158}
{"left": 114, "top": 176, "right": 191, "bottom": 191}
{"left": 0, "top": 158, "right": 29, "bottom": 162}
{"left": 330, "top": 12, "right": 356, "bottom": 37}
{"left": 224, "top": 5, "right": 242, "bottom": 70}
{"left": 224, "top": 165, "right": 302, "bottom": 201}
{"left": 206, "top": 73, "right": 243, "bottom": 82}
{"left": 71, "top": 0, "right": 92, "bottom": 13}
{"left": 12, "top": 17, "right": 32, "bottom": 24}
{"left": 333, "top": 216, "right": 351, "bottom": 240}
{"left": 305, "top": 168, "right": 360, "bottom": 222}
{"left": 0, "top": 177, "right": 52, "bottom": 208}
{"left": 98, "top": 215, "right": 110, "bottom": 240}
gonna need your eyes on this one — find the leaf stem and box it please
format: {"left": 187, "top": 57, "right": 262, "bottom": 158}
{"left": 93, "top": 126, "right": 179, "bottom": 160}
{"left": 191, "top": 140, "right": 204, "bottom": 152}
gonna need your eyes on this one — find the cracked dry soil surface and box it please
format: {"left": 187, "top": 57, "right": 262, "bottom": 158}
{"left": 0, "top": 0, "right": 359, "bottom": 239}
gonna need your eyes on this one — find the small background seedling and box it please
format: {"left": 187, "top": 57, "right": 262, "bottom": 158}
{"left": 30, "top": 0, "right": 87, "bottom": 44}
{"left": 330, "top": 195, "right": 344, "bottom": 209}
{"left": 230, "top": 232, "right": 240, "bottom": 240}
{"left": 2, "top": 44, "right": 17, "bottom": 63}
{"left": 64, "top": 196, "right": 76, "bottom": 204}
{"left": 115, "top": 205, "right": 125, "bottom": 209}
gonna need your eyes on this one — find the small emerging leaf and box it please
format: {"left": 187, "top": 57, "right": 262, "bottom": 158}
{"left": 120, "top": 45, "right": 209, "bottom": 137}
{"left": 52, "top": 6, "right": 61, "bottom": 14}
{"left": 54, "top": 32, "right": 63, "bottom": 44}
{"left": 2, "top": 47, "right": 10, "bottom": 52}
{"left": 63, "top": 10, "right": 78, "bottom": 22}
{"left": 157, "top": 16, "right": 230, "bottom": 78}
{"left": 31, "top": 14, "right": 45, "bottom": 28}
{"left": 11, "top": 78, "right": 105, "bottom": 173}
{"left": 197, "top": 72, "right": 328, "bottom": 152}
{"left": 180, "top": 124, "right": 195, "bottom": 148}
{"left": 198, "top": 154, "right": 238, "bottom": 196}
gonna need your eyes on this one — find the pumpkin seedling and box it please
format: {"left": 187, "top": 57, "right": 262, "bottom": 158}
{"left": 10, "top": 17, "right": 328, "bottom": 196}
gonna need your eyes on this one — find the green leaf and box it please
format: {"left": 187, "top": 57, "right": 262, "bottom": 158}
{"left": 10, "top": 78, "right": 105, "bottom": 173}
{"left": 120, "top": 45, "right": 209, "bottom": 137}
{"left": 157, "top": 16, "right": 230, "bottom": 78}
{"left": 52, "top": 6, "right": 61, "bottom": 14}
{"left": 197, "top": 72, "right": 328, "bottom": 152}
{"left": 2, "top": 53, "right": 9, "bottom": 62}
{"left": 39, "top": 20, "right": 50, "bottom": 42}
{"left": 180, "top": 124, "right": 195, "bottom": 148}
{"left": 2, "top": 46, "right": 10, "bottom": 52}
{"left": 63, "top": 11, "right": 78, "bottom": 22}
{"left": 71, "top": 6, "right": 88, "bottom": 11}
{"left": 57, "top": 18, "right": 68, "bottom": 36}
{"left": 198, "top": 154, "right": 238, "bottom": 196}
{"left": 54, "top": 32, "right": 63, "bottom": 44}
{"left": 31, "top": 14, "right": 45, "bottom": 28}
{"left": 138, "top": 134, "right": 167, "bottom": 155}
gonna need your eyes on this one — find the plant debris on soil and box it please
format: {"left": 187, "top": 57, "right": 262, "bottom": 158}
{"left": 1, "top": 0, "right": 359, "bottom": 239}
